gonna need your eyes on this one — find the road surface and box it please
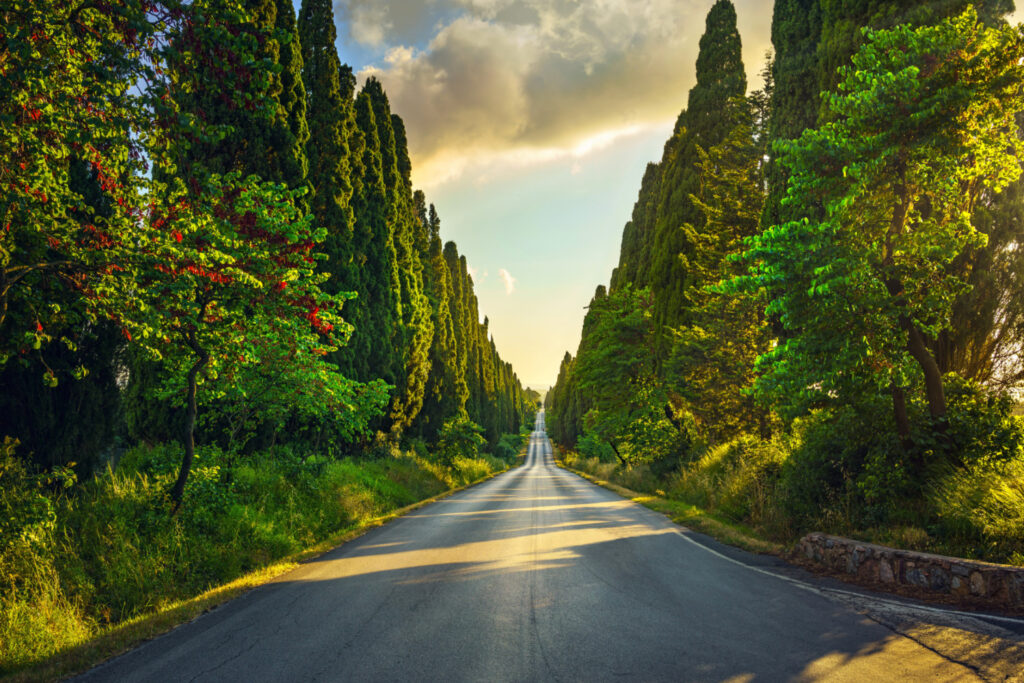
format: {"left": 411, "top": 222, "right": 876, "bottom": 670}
{"left": 79, "top": 411, "right": 1024, "bottom": 681}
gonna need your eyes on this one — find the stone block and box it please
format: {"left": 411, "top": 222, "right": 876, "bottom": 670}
{"left": 879, "top": 558, "right": 894, "bottom": 583}
{"left": 970, "top": 571, "right": 986, "bottom": 596}
{"left": 906, "top": 568, "right": 928, "bottom": 588}
{"left": 929, "top": 568, "right": 950, "bottom": 592}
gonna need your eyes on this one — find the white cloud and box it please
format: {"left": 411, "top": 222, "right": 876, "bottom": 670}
{"left": 467, "top": 264, "right": 487, "bottom": 284}
{"left": 349, "top": 0, "right": 773, "bottom": 189}
{"left": 498, "top": 268, "right": 516, "bottom": 294}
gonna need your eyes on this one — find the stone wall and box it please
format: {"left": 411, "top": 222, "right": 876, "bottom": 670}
{"left": 797, "top": 532, "right": 1024, "bottom": 609}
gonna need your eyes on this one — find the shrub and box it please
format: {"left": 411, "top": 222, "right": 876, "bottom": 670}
{"left": 576, "top": 431, "right": 618, "bottom": 463}
{"left": 436, "top": 417, "right": 486, "bottom": 467}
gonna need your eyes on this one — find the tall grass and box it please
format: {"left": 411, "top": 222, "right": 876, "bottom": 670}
{"left": 0, "top": 442, "right": 509, "bottom": 674}
{"left": 560, "top": 427, "right": 1024, "bottom": 565}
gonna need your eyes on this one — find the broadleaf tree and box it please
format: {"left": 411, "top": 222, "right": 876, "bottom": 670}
{"left": 737, "top": 10, "right": 1024, "bottom": 445}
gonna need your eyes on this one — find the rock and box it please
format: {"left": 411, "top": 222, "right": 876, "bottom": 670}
{"left": 879, "top": 558, "right": 894, "bottom": 583}
{"left": 970, "top": 571, "right": 986, "bottom": 596}
{"left": 929, "top": 568, "right": 950, "bottom": 592}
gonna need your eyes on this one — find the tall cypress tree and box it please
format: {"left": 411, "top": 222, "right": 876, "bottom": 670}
{"left": 610, "top": 162, "right": 662, "bottom": 293}
{"left": 763, "top": 0, "right": 821, "bottom": 229}
{"left": 648, "top": 0, "right": 746, "bottom": 341}
{"left": 362, "top": 78, "right": 433, "bottom": 434}
{"left": 274, "top": 0, "right": 310, "bottom": 198}
{"left": 413, "top": 204, "right": 460, "bottom": 439}
{"left": 444, "top": 242, "right": 471, "bottom": 414}
{"left": 350, "top": 89, "right": 399, "bottom": 388}
{"left": 168, "top": 0, "right": 305, "bottom": 184}
{"left": 299, "top": 0, "right": 354, "bottom": 263}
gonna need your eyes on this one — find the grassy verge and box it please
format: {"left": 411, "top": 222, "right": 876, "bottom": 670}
{"left": 1, "top": 444, "right": 517, "bottom": 682}
{"left": 556, "top": 456, "right": 784, "bottom": 556}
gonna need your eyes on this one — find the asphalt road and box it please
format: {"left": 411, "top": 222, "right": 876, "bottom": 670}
{"left": 79, "top": 411, "right": 1024, "bottom": 682}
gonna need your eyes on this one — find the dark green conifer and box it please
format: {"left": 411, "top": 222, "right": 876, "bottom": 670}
{"left": 299, "top": 0, "right": 354, "bottom": 238}
{"left": 361, "top": 78, "right": 434, "bottom": 433}
{"left": 413, "top": 204, "right": 460, "bottom": 439}
{"left": 648, "top": 0, "right": 746, "bottom": 341}
{"left": 350, "top": 89, "right": 399, "bottom": 388}
{"left": 444, "top": 242, "right": 471, "bottom": 414}
{"left": 274, "top": 0, "right": 310, "bottom": 196}
{"left": 763, "top": 0, "right": 821, "bottom": 229}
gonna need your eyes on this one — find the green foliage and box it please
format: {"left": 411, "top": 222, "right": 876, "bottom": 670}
{"left": 576, "top": 431, "right": 619, "bottom": 464}
{"left": 493, "top": 432, "right": 526, "bottom": 463}
{"left": 298, "top": 0, "right": 354, "bottom": 238}
{"left": 647, "top": 0, "right": 747, "bottom": 338}
{"left": 436, "top": 416, "right": 486, "bottom": 468}
{"left": 738, "top": 10, "right": 1024, "bottom": 429}
{"left": 670, "top": 96, "right": 771, "bottom": 443}
{"left": 764, "top": 0, "right": 822, "bottom": 230}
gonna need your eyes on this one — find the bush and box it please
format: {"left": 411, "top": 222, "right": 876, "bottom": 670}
{"left": 436, "top": 417, "right": 486, "bottom": 467}
{"left": 493, "top": 432, "right": 525, "bottom": 463}
{"left": 576, "top": 431, "right": 618, "bottom": 463}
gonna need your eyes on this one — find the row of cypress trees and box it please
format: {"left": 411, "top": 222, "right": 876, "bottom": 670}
{"left": 548, "top": 0, "right": 1024, "bottom": 453}
{"left": 0, "top": 0, "right": 533, "bottom": 471}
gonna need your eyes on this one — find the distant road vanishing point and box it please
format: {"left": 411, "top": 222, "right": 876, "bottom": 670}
{"left": 78, "top": 410, "right": 1023, "bottom": 681}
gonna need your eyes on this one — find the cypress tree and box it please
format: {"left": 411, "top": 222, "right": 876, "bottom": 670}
{"left": 361, "top": 78, "right": 433, "bottom": 434}
{"left": 671, "top": 97, "right": 771, "bottom": 442}
{"left": 763, "top": 0, "right": 821, "bottom": 229}
{"left": 444, "top": 242, "right": 471, "bottom": 414}
{"left": 274, "top": 0, "right": 310, "bottom": 197}
{"left": 610, "top": 162, "right": 662, "bottom": 292}
{"left": 170, "top": 0, "right": 305, "bottom": 184}
{"left": 299, "top": 0, "right": 354, "bottom": 251}
{"left": 350, "top": 89, "right": 399, "bottom": 387}
{"left": 648, "top": 0, "right": 746, "bottom": 340}
{"left": 413, "top": 204, "right": 460, "bottom": 439}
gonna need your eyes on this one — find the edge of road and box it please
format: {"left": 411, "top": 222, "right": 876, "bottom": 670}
{"left": 553, "top": 450, "right": 1024, "bottom": 633}
{"left": 8, "top": 457, "right": 527, "bottom": 683}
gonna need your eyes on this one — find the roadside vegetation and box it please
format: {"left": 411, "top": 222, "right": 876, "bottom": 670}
{"left": 548, "top": 3, "right": 1024, "bottom": 568}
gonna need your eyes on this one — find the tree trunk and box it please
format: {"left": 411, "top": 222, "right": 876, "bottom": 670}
{"left": 890, "top": 382, "right": 911, "bottom": 447}
{"left": 884, "top": 271, "right": 948, "bottom": 430}
{"left": 608, "top": 441, "right": 627, "bottom": 466}
{"left": 901, "top": 316, "right": 947, "bottom": 423}
{"left": 170, "top": 335, "right": 210, "bottom": 509}
{"left": 313, "top": 422, "right": 325, "bottom": 454}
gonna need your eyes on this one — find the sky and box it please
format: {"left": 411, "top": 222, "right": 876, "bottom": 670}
{"left": 306, "top": 0, "right": 1024, "bottom": 390}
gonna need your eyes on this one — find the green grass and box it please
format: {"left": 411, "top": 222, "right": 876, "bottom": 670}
{"left": 0, "top": 443, "right": 513, "bottom": 681}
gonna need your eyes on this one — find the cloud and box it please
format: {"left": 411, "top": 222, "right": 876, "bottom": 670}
{"left": 347, "top": 0, "right": 774, "bottom": 188}
{"left": 467, "top": 264, "right": 487, "bottom": 284}
{"left": 498, "top": 268, "right": 516, "bottom": 294}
